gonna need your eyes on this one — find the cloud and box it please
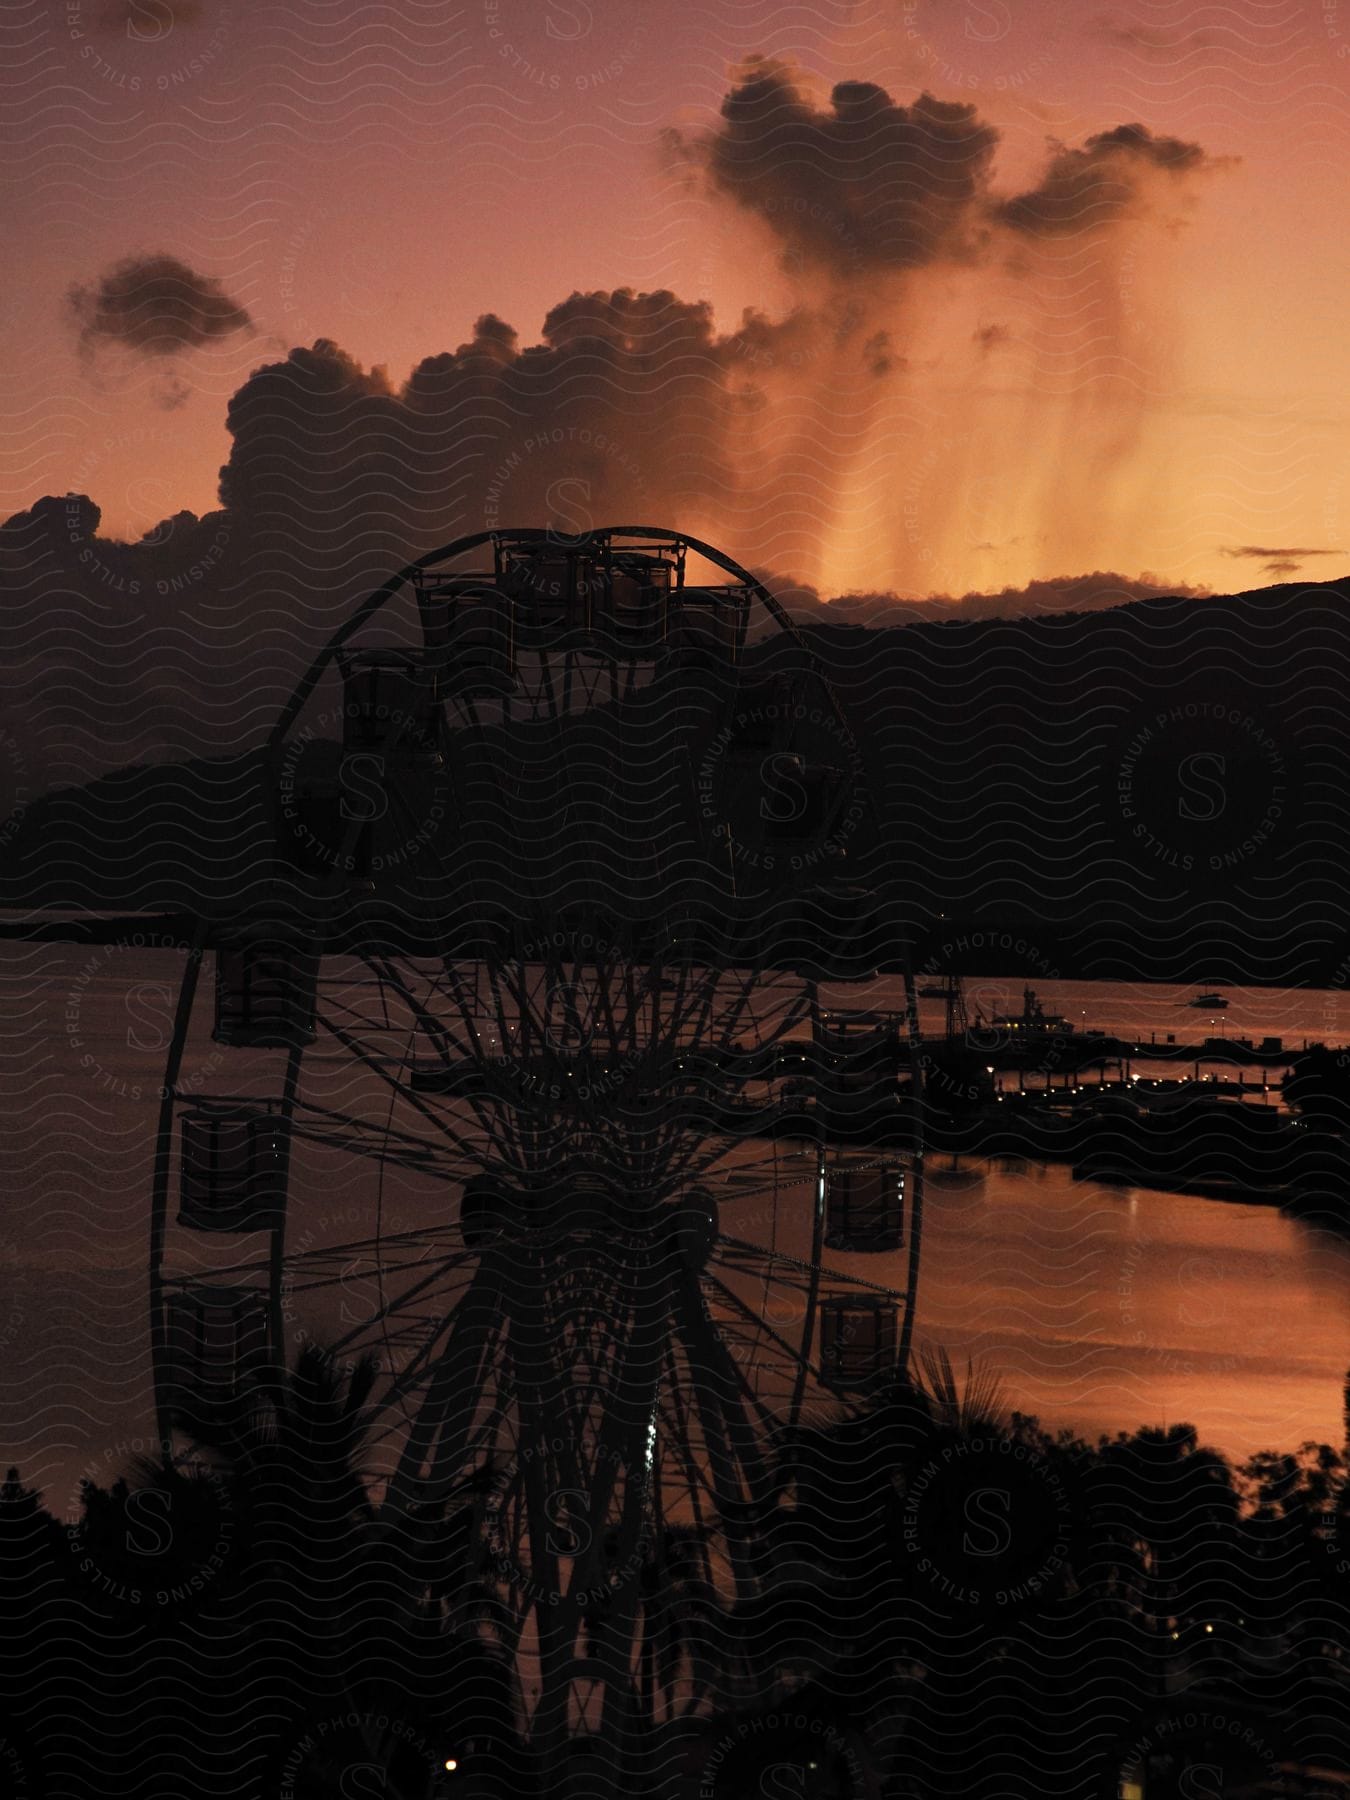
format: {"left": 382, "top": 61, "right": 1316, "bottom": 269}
{"left": 1092, "top": 16, "right": 1229, "bottom": 58}
{"left": 863, "top": 330, "right": 900, "bottom": 376}
{"left": 1221, "top": 544, "right": 1344, "bottom": 577}
{"left": 68, "top": 254, "right": 253, "bottom": 360}
{"left": 667, "top": 59, "right": 1001, "bottom": 276}
{"left": 152, "top": 371, "right": 193, "bottom": 411}
{"left": 9, "top": 54, "right": 1236, "bottom": 802}
{"left": 994, "top": 123, "right": 1223, "bottom": 236}
{"left": 5, "top": 268, "right": 1238, "bottom": 797}
{"left": 1222, "top": 545, "right": 1343, "bottom": 560}
{"left": 973, "top": 322, "right": 1010, "bottom": 355}
{"left": 670, "top": 63, "right": 1224, "bottom": 277}
{"left": 216, "top": 296, "right": 758, "bottom": 564}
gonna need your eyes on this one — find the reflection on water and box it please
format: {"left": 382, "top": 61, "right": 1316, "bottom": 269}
{"left": 919, "top": 1154, "right": 1350, "bottom": 1458}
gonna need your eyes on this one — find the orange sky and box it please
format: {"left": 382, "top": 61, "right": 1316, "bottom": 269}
{"left": 3, "top": 0, "right": 1349, "bottom": 599}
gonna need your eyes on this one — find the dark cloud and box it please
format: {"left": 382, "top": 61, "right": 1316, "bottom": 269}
{"left": 1221, "top": 544, "right": 1343, "bottom": 578}
{"left": 97, "top": 0, "right": 204, "bottom": 30}
{"left": 995, "top": 123, "right": 1221, "bottom": 237}
{"left": 152, "top": 371, "right": 193, "bottom": 411}
{"left": 668, "top": 59, "right": 1000, "bottom": 275}
{"left": 218, "top": 295, "right": 752, "bottom": 572}
{"left": 973, "top": 323, "right": 1010, "bottom": 355}
{"left": 1223, "top": 545, "right": 1343, "bottom": 560}
{"left": 1092, "top": 16, "right": 1229, "bottom": 58}
{"left": 68, "top": 254, "right": 253, "bottom": 360}
{"left": 863, "top": 330, "right": 899, "bottom": 376}
{"left": 671, "top": 63, "right": 1224, "bottom": 275}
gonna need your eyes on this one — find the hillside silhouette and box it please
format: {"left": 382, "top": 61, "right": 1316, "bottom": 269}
{"left": 3, "top": 577, "right": 1348, "bottom": 985}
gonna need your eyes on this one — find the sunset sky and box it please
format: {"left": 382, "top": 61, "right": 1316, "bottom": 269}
{"left": 4, "top": 0, "right": 1350, "bottom": 601}
{"left": 10, "top": 0, "right": 1350, "bottom": 1521}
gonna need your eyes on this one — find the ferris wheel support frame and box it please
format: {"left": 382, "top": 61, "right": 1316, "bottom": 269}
{"left": 147, "top": 927, "right": 206, "bottom": 1445}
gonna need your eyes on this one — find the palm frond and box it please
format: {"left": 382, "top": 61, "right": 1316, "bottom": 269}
{"left": 913, "top": 1343, "right": 1010, "bottom": 1437}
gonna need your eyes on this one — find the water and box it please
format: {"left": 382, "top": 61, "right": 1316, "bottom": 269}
{"left": 3, "top": 941, "right": 1349, "bottom": 1517}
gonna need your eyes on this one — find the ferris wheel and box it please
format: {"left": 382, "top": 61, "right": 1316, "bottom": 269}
{"left": 144, "top": 527, "right": 924, "bottom": 1765}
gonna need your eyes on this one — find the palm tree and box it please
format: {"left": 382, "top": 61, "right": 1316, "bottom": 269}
{"left": 178, "top": 1346, "right": 456, "bottom": 1790}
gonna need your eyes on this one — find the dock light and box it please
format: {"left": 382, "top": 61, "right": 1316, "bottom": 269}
{"left": 1204, "top": 1624, "right": 1213, "bottom": 1633}
{"left": 444, "top": 1758, "right": 459, "bottom": 1772}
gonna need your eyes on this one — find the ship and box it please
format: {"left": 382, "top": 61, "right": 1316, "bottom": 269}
{"left": 991, "top": 987, "right": 1072, "bottom": 1034}
{"left": 1189, "top": 991, "right": 1229, "bottom": 1010}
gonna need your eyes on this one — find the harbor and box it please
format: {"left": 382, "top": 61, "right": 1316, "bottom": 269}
{"left": 764, "top": 980, "right": 1350, "bottom": 1214}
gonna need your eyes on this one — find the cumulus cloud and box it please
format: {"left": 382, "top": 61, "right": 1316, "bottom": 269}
{"left": 668, "top": 59, "right": 1000, "bottom": 276}
{"left": 671, "top": 62, "right": 1221, "bottom": 278}
{"left": 218, "top": 295, "right": 752, "bottom": 564}
{"left": 68, "top": 254, "right": 254, "bottom": 360}
{"left": 995, "top": 123, "right": 1222, "bottom": 236}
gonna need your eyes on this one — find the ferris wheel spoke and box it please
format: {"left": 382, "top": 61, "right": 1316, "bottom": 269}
{"left": 401, "top": 950, "right": 494, "bottom": 1070}
{"left": 656, "top": 1125, "right": 756, "bottom": 1191}
{"left": 716, "top": 1154, "right": 802, "bottom": 1187}
{"left": 326, "top": 1251, "right": 473, "bottom": 1361}
{"left": 389, "top": 1256, "right": 513, "bottom": 1509}
{"left": 289, "top": 1096, "right": 459, "bottom": 1173}
{"left": 590, "top": 945, "right": 629, "bottom": 1054}
{"left": 283, "top": 1253, "right": 467, "bottom": 1308}
{"left": 289, "top": 1124, "right": 451, "bottom": 1181}
{"left": 673, "top": 963, "right": 753, "bottom": 1058}
{"left": 282, "top": 1220, "right": 466, "bottom": 1268}
{"left": 669, "top": 1278, "right": 773, "bottom": 1590}
{"left": 537, "top": 647, "right": 559, "bottom": 725}
{"left": 700, "top": 1270, "right": 826, "bottom": 1404}
{"left": 657, "top": 1352, "right": 713, "bottom": 1527}
{"left": 316, "top": 1008, "right": 514, "bottom": 1172}
{"left": 163, "top": 1237, "right": 448, "bottom": 1301}
{"left": 362, "top": 950, "right": 525, "bottom": 1152}
{"left": 672, "top": 1364, "right": 755, "bottom": 1602}
{"left": 482, "top": 958, "right": 519, "bottom": 1070}
{"left": 315, "top": 979, "right": 408, "bottom": 1042}
{"left": 717, "top": 1233, "right": 905, "bottom": 1298}
{"left": 360, "top": 950, "right": 455, "bottom": 1056}
{"left": 680, "top": 1276, "right": 789, "bottom": 1440}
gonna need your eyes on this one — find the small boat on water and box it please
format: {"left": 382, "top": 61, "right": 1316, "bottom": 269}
{"left": 1189, "top": 991, "right": 1229, "bottom": 1010}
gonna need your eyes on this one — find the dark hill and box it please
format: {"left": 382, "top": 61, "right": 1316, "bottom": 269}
{"left": 4, "top": 578, "right": 1349, "bottom": 985}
